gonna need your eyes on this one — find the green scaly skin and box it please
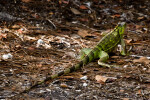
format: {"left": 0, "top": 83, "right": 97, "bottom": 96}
{"left": 20, "top": 22, "right": 126, "bottom": 94}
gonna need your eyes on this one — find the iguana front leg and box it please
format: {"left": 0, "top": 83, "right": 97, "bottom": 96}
{"left": 98, "top": 38, "right": 126, "bottom": 68}
{"left": 80, "top": 48, "right": 124, "bottom": 68}
{"left": 97, "top": 51, "right": 111, "bottom": 68}
{"left": 98, "top": 38, "right": 126, "bottom": 67}
{"left": 120, "top": 38, "right": 126, "bottom": 56}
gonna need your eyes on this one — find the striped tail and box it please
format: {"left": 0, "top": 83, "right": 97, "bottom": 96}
{"left": 21, "top": 48, "right": 99, "bottom": 94}
{"left": 51, "top": 47, "right": 100, "bottom": 79}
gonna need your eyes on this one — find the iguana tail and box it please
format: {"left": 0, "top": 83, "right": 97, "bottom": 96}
{"left": 21, "top": 48, "right": 99, "bottom": 94}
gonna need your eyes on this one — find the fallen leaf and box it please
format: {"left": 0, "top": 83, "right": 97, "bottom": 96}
{"left": 99, "top": 5, "right": 105, "bottom": 8}
{"left": 0, "top": 33, "right": 7, "bottom": 39}
{"left": 62, "top": 0, "right": 69, "bottom": 4}
{"left": 59, "top": 0, "right": 69, "bottom": 4}
{"left": 77, "top": 29, "right": 91, "bottom": 38}
{"left": 111, "top": 14, "right": 121, "bottom": 18}
{"left": 49, "top": 12, "right": 54, "bottom": 15}
{"left": 36, "top": 63, "right": 43, "bottom": 67}
{"left": 62, "top": 76, "right": 74, "bottom": 79}
{"left": 101, "top": 29, "right": 112, "bottom": 36}
{"left": 31, "top": 13, "right": 39, "bottom": 19}
{"left": 137, "top": 16, "right": 144, "bottom": 20}
{"left": 22, "top": 0, "right": 32, "bottom": 3}
{"left": 120, "top": 89, "right": 124, "bottom": 92}
{"left": 147, "top": 69, "right": 150, "bottom": 73}
{"left": 11, "top": 25, "right": 21, "bottom": 29}
{"left": 122, "top": 98, "right": 129, "bottom": 100}
{"left": 95, "top": 75, "right": 108, "bottom": 83}
{"left": 17, "top": 28, "right": 24, "bottom": 34}
{"left": 125, "top": 39, "right": 132, "bottom": 44}
{"left": 133, "top": 57, "right": 150, "bottom": 64}
{"left": 136, "top": 89, "right": 142, "bottom": 94}
{"left": 27, "top": 47, "right": 35, "bottom": 51}
{"left": 63, "top": 52, "right": 76, "bottom": 58}
{"left": 70, "top": 8, "right": 81, "bottom": 15}
{"left": 60, "top": 83, "right": 68, "bottom": 88}
{"left": 78, "top": 18, "right": 89, "bottom": 22}
{"left": 111, "top": 56, "right": 119, "bottom": 59}
{"left": 125, "top": 75, "right": 131, "bottom": 78}
{"left": 132, "top": 41, "right": 142, "bottom": 45}
{"left": 135, "top": 25, "right": 142, "bottom": 29}
{"left": 79, "top": 5, "right": 88, "bottom": 10}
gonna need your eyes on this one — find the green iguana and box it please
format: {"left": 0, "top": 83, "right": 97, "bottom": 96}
{"left": 21, "top": 22, "right": 126, "bottom": 94}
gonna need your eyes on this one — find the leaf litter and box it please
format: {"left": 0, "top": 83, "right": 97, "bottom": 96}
{"left": 0, "top": 0, "right": 150, "bottom": 99}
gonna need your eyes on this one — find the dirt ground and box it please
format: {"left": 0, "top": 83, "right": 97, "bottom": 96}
{"left": 0, "top": 0, "right": 150, "bottom": 100}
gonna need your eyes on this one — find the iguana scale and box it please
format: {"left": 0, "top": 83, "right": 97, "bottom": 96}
{"left": 21, "top": 22, "right": 126, "bottom": 94}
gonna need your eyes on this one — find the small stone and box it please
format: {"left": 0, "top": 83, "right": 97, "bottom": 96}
{"left": 37, "top": 39, "right": 44, "bottom": 45}
{"left": 143, "top": 68, "right": 147, "bottom": 71}
{"left": 75, "top": 90, "right": 81, "bottom": 92}
{"left": 123, "top": 65, "right": 128, "bottom": 68}
{"left": 83, "top": 83, "right": 88, "bottom": 87}
{"left": 80, "top": 76, "right": 88, "bottom": 80}
{"left": 2, "top": 53, "right": 13, "bottom": 60}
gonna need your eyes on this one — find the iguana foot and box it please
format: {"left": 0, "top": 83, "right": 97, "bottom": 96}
{"left": 98, "top": 60, "right": 120, "bottom": 68}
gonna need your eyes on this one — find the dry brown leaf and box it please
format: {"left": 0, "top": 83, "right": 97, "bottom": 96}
{"left": 125, "top": 39, "right": 132, "bottom": 44}
{"left": 62, "top": 0, "right": 69, "bottom": 4}
{"left": 31, "top": 13, "right": 39, "bottom": 18}
{"left": 137, "top": 16, "right": 144, "bottom": 20}
{"left": 22, "top": 0, "right": 32, "bottom": 3}
{"left": 59, "top": 0, "right": 69, "bottom": 4}
{"left": 95, "top": 75, "right": 108, "bottom": 83}
{"left": 49, "top": 12, "right": 54, "bottom": 15}
{"left": 79, "top": 18, "right": 89, "bottom": 22}
{"left": 136, "top": 89, "right": 142, "bottom": 94}
{"left": 11, "top": 25, "right": 21, "bottom": 29}
{"left": 147, "top": 69, "right": 150, "bottom": 73}
{"left": 111, "top": 56, "right": 119, "bottom": 59}
{"left": 64, "top": 52, "right": 76, "bottom": 58}
{"left": 111, "top": 14, "right": 121, "bottom": 18}
{"left": 133, "top": 57, "right": 150, "bottom": 64}
{"left": 79, "top": 5, "right": 88, "bottom": 9}
{"left": 60, "top": 83, "right": 68, "bottom": 88}
{"left": 99, "top": 5, "right": 105, "bottom": 8}
{"left": 77, "top": 29, "right": 91, "bottom": 38}
{"left": 70, "top": 8, "right": 81, "bottom": 15}
{"left": 27, "top": 47, "right": 35, "bottom": 51}
{"left": 101, "top": 29, "right": 112, "bottom": 35}
{"left": 120, "top": 89, "right": 124, "bottom": 92}
{"left": 62, "top": 76, "right": 74, "bottom": 79}
{"left": 122, "top": 98, "right": 129, "bottom": 100}
{"left": 0, "top": 33, "right": 7, "bottom": 39}
{"left": 135, "top": 25, "right": 142, "bottom": 29}
{"left": 36, "top": 63, "right": 43, "bottom": 67}
{"left": 132, "top": 42, "right": 142, "bottom": 45}
{"left": 17, "top": 28, "right": 24, "bottom": 34}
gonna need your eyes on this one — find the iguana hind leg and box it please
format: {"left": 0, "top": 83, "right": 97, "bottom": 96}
{"left": 81, "top": 49, "right": 110, "bottom": 68}
{"left": 98, "top": 51, "right": 121, "bottom": 68}
{"left": 97, "top": 51, "right": 112, "bottom": 68}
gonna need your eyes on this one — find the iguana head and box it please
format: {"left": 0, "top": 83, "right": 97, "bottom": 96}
{"left": 118, "top": 22, "right": 126, "bottom": 36}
